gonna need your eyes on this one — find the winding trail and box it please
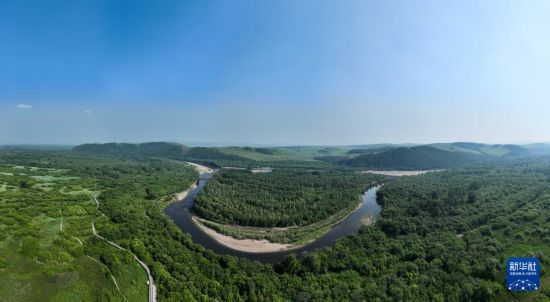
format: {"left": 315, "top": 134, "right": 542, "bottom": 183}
{"left": 59, "top": 209, "right": 84, "bottom": 246}
{"left": 59, "top": 209, "right": 63, "bottom": 231}
{"left": 59, "top": 204, "right": 123, "bottom": 298}
{"left": 88, "top": 162, "right": 211, "bottom": 302}
{"left": 73, "top": 236, "right": 83, "bottom": 246}
{"left": 59, "top": 209, "right": 83, "bottom": 245}
{"left": 87, "top": 255, "right": 126, "bottom": 301}
{"left": 92, "top": 195, "right": 156, "bottom": 302}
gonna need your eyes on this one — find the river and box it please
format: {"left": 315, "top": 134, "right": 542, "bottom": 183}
{"left": 164, "top": 172, "right": 382, "bottom": 264}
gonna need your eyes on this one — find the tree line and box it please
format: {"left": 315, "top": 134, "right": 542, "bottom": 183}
{"left": 194, "top": 169, "right": 381, "bottom": 227}
{"left": 3, "top": 150, "right": 548, "bottom": 301}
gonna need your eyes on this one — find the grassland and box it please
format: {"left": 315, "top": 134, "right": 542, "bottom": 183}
{"left": 217, "top": 146, "right": 353, "bottom": 161}
{"left": 0, "top": 163, "right": 147, "bottom": 301}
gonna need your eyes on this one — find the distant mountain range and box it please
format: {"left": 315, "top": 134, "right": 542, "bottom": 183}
{"left": 72, "top": 142, "right": 250, "bottom": 165}
{"left": 70, "top": 141, "right": 550, "bottom": 170}
{"left": 427, "top": 142, "right": 528, "bottom": 157}
{"left": 338, "top": 145, "right": 475, "bottom": 170}
{"left": 337, "top": 142, "right": 550, "bottom": 169}
{"left": 73, "top": 142, "right": 190, "bottom": 158}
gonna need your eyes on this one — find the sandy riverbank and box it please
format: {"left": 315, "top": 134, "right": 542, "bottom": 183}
{"left": 192, "top": 217, "right": 295, "bottom": 253}
{"left": 361, "top": 170, "right": 444, "bottom": 177}
{"left": 174, "top": 183, "right": 197, "bottom": 200}
{"left": 189, "top": 187, "right": 377, "bottom": 253}
{"left": 361, "top": 215, "right": 375, "bottom": 225}
{"left": 186, "top": 162, "right": 214, "bottom": 174}
{"left": 172, "top": 162, "right": 212, "bottom": 200}
{"left": 190, "top": 199, "right": 366, "bottom": 253}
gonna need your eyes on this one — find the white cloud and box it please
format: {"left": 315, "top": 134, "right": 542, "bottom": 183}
{"left": 15, "top": 104, "right": 32, "bottom": 109}
{"left": 84, "top": 110, "right": 93, "bottom": 114}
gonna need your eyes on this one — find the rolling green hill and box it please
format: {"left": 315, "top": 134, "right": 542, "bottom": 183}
{"left": 346, "top": 146, "right": 397, "bottom": 155}
{"left": 183, "top": 147, "right": 249, "bottom": 162}
{"left": 338, "top": 145, "right": 477, "bottom": 169}
{"left": 522, "top": 143, "right": 550, "bottom": 155}
{"left": 73, "top": 142, "right": 189, "bottom": 158}
{"left": 4, "top": 148, "right": 549, "bottom": 301}
{"left": 338, "top": 143, "right": 530, "bottom": 170}
{"left": 429, "top": 142, "right": 528, "bottom": 157}
{"left": 73, "top": 142, "right": 533, "bottom": 170}
{"left": 72, "top": 143, "right": 354, "bottom": 162}
{"left": 216, "top": 145, "right": 352, "bottom": 161}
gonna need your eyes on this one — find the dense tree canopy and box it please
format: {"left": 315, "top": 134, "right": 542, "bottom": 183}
{"left": 194, "top": 169, "right": 380, "bottom": 227}
{"left": 339, "top": 146, "right": 476, "bottom": 169}
{"left": 1, "top": 151, "right": 548, "bottom": 301}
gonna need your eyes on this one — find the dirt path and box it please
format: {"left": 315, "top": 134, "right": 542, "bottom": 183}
{"left": 57, "top": 195, "right": 126, "bottom": 298}
{"left": 87, "top": 256, "right": 126, "bottom": 300}
{"left": 73, "top": 236, "right": 83, "bottom": 246}
{"left": 58, "top": 208, "right": 84, "bottom": 245}
{"left": 92, "top": 195, "right": 156, "bottom": 302}
{"left": 59, "top": 209, "right": 63, "bottom": 231}
{"left": 91, "top": 161, "right": 212, "bottom": 302}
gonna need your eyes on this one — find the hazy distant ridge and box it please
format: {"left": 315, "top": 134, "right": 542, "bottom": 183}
{"left": 72, "top": 141, "right": 541, "bottom": 170}
{"left": 338, "top": 146, "right": 474, "bottom": 169}
{"left": 73, "top": 142, "right": 189, "bottom": 158}
{"left": 338, "top": 143, "right": 532, "bottom": 170}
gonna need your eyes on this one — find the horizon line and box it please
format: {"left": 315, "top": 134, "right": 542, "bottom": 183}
{"left": 1, "top": 140, "right": 549, "bottom": 148}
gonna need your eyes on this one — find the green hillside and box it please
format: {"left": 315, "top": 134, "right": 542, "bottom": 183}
{"left": 72, "top": 142, "right": 533, "bottom": 170}
{"left": 217, "top": 146, "right": 352, "bottom": 161}
{"left": 4, "top": 148, "right": 549, "bottom": 301}
{"left": 346, "top": 146, "right": 397, "bottom": 155}
{"left": 72, "top": 143, "right": 250, "bottom": 166}
{"left": 339, "top": 145, "right": 476, "bottom": 170}
{"left": 523, "top": 143, "right": 550, "bottom": 155}
{"left": 429, "top": 142, "right": 528, "bottom": 157}
{"left": 73, "top": 142, "right": 188, "bottom": 158}
{"left": 73, "top": 143, "right": 354, "bottom": 163}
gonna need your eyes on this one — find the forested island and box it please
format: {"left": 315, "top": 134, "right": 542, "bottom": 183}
{"left": 1, "top": 144, "right": 548, "bottom": 301}
{"left": 193, "top": 169, "right": 381, "bottom": 245}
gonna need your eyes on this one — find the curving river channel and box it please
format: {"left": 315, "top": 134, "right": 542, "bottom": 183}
{"left": 164, "top": 172, "right": 382, "bottom": 264}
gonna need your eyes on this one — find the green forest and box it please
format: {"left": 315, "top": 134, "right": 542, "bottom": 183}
{"left": 0, "top": 152, "right": 197, "bottom": 301}
{"left": 1, "top": 150, "right": 548, "bottom": 301}
{"left": 71, "top": 142, "right": 537, "bottom": 171}
{"left": 338, "top": 146, "right": 476, "bottom": 170}
{"left": 194, "top": 169, "right": 381, "bottom": 227}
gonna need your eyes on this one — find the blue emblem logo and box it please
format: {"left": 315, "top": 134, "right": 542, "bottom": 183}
{"left": 506, "top": 258, "right": 540, "bottom": 291}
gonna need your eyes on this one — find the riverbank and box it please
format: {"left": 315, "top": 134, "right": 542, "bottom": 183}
{"left": 361, "top": 169, "right": 444, "bottom": 177}
{"left": 165, "top": 164, "right": 382, "bottom": 257}
{"left": 189, "top": 185, "right": 381, "bottom": 252}
{"left": 165, "top": 184, "right": 382, "bottom": 262}
{"left": 157, "top": 162, "right": 213, "bottom": 208}
{"left": 192, "top": 217, "right": 295, "bottom": 252}
{"left": 175, "top": 162, "right": 213, "bottom": 201}
{"left": 193, "top": 198, "right": 363, "bottom": 246}
{"left": 174, "top": 183, "right": 197, "bottom": 200}
{"left": 185, "top": 162, "right": 214, "bottom": 174}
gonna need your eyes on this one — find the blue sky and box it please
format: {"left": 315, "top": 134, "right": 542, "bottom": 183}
{"left": 1, "top": 0, "right": 550, "bottom": 145}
